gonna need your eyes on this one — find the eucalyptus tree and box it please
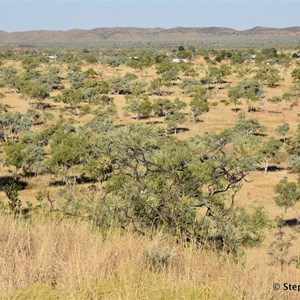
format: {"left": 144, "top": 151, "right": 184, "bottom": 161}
{"left": 149, "top": 78, "right": 167, "bottom": 96}
{"left": 165, "top": 109, "right": 186, "bottom": 134}
{"left": 39, "top": 66, "right": 63, "bottom": 90}
{"left": 163, "top": 98, "right": 187, "bottom": 134}
{"left": 125, "top": 94, "right": 152, "bottom": 120}
{"left": 0, "top": 111, "right": 33, "bottom": 142}
{"left": 152, "top": 98, "right": 173, "bottom": 117}
{"left": 228, "top": 80, "right": 264, "bottom": 112}
{"left": 100, "top": 124, "right": 267, "bottom": 254}
{"left": 4, "top": 134, "right": 46, "bottom": 178}
{"left": 258, "top": 137, "right": 282, "bottom": 174}
{"left": 207, "top": 64, "right": 231, "bottom": 88}
{"left": 274, "top": 177, "right": 300, "bottom": 213}
{"left": 55, "top": 88, "right": 84, "bottom": 115}
{"left": 276, "top": 123, "right": 290, "bottom": 144}
{"left": 189, "top": 88, "right": 209, "bottom": 123}
{"left": 286, "top": 125, "right": 300, "bottom": 176}
{"left": 255, "top": 65, "right": 282, "bottom": 88}
{"left": 68, "top": 70, "right": 86, "bottom": 89}
{"left": 22, "top": 81, "right": 50, "bottom": 110}
{"left": 46, "top": 129, "right": 90, "bottom": 202}
{"left": 0, "top": 66, "right": 19, "bottom": 90}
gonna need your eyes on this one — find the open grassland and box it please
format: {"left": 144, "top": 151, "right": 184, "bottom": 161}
{"left": 1, "top": 55, "right": 300, "bottom": 212}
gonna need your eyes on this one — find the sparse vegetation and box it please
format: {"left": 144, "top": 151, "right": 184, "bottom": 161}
{"left": 1, "top": 44, "right": 300, "bottom": 299}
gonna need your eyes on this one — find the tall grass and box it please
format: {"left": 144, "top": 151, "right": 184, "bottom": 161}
{"left": 0, "top": 215, "right": 298, "bottom": 299}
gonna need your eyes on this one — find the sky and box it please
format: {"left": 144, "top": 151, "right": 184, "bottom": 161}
{"left": 0, "top": 1, "right": 300, "bottom": 32}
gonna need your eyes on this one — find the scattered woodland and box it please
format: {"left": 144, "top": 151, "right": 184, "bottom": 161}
{"left": 1, "top": 45, "right": 300, "bottom": 299}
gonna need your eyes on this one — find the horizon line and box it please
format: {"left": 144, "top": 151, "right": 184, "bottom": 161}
{"left": 1, "top": 25, "right": 300, "bottom": 34}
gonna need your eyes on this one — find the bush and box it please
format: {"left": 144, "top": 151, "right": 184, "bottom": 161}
{"left": 145, "top": 249, "right": 173, "bottom": 271}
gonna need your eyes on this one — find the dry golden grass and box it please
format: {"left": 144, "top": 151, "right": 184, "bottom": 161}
{"left": 0, "top": 62, "right": 299, "bottom": 191}
{"left": 1, "top": 55, "right": 300, "bottom": 299}
{"left": 0, "top": 215, "right": 298, "bottom": 300}
{"left": 1, "top": 59, "right": 299, "bottom": 206}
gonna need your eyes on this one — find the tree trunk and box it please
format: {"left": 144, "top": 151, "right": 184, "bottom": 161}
{"left": 264, "top": 159, "right": 269, "bottom": 174}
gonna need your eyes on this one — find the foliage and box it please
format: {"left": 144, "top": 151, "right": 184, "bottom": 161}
{"left": 258, "top": 137, "right": 282, "bottom": 173}
{"left": 255, "top": 66, "right": 281, "bottom": 87}
{"left": 125, "top": 95, "right": 152, "bottom": 120}
{"left": 3, "top": 182, "right": 22, "bottom": 216}
{"left": 286, "top": 130, "right": 300, "bottom": 157}
{"left": 292, "top": 68, "right": 300, "bottom": 83}
{"left": 268, "top": 221, "right": 298, "bottom": 272}
{"left": 189, "top": 88, "right": 209, "bottom": 123}
{"left": 233, "top": 118, "right": 265, "bottom": 136}
{"left": 47, "top": 130, "right": 88, "bottom": 171}
{"left": 274, "top": 177, "right": 300, "bottom": 212}
{"left": 68, "top": 71, "right": 86, "bottom": 89}
{"left": 152, "top": 98, "right": 173, "bottom": 117}
{"left": 84, "top": 68, "right": 98, "bottom": 78}
{"left": 228, "top": 80, "right": 264, "bottom": 111}
{"left": 85, "top": 54, "right": 98, "bottom": 64}
{"left": 287, "top": 155, "right": 300, "bottom": 176}
{"left": 55, "top": 88, "right": 84, "bottom": 115}
{"left": 108, "top": 75, "right": 147, "bottom": 95}
{"left": 22, "top": 81, "right": 50, "bottom": 109}
{"left": 276, "top": 123, "right": 290, "bottom": 143}
{"left": 0, "top": 110, "right": 33, "bottom": 142}
{"left": 145, "top": 249, "right": 173, "bottom": 271}
{"left": 0, "top": 45, "right": 292, "bottom": 262}
{"left": 78, "top": 124, "right": 269, "bottom": 254}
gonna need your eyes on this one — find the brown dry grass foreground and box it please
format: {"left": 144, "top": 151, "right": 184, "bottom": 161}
{"left": 0, "top": 216, "right": 298, "bottom": 300}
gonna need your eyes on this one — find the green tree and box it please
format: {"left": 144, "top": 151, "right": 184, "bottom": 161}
{"left": 55, "top": 88, "right": 84, "bottom": 115}
{"left": 101, "top": 124, "right": 267, "bottom": 253}
{"left": 0, "top": 66, "right": 18, "bottom": 90}
{"left": 292, "top": 68, "right": 300, "bottom": 83}
{"left": 258, "top": 137, "right": 281, "bottom": 173}
{"left": 126, "top": 54, "right": 153, "bottom": 73}
{"left": 228, "top": 80, "right": 264, "bottom": 112}
{"left": 255, "top": 66, "right": 281, "bottom": 88}
{"left": 287, "top": 156, "right": 300, "bottom": 177}
{"left": 125, "top": 95, "right": 152, "bottom": 120}
{"left": 47, "top": 131, "right": 89, "bottom": 202}
{"left": 3, "top": 182, "right": 22, "bottom": 217}
{"left": 40, "top": 67, "right": 63, "bottom": 90}
{"left": 3, "top": 141, "right": 24, "bottom": 180}
{"left": 228, "top": 85, "right": 241, "bottom": 112}
{"left": 68, "top": 71, "right": 86, "bottom": 89}
{"left": 274, "top": 177, "right": 300, "bottom": 213}
{"left": 268, "top": 223, "right": 297, "bottom": 272}
{"left": 286, "top": 127, "right": 300, "bottom": 177}
{"left": 21, "top": 141, "right": 46, "bottom": 176}
{"left": 233, "top": 118, "right": 265, "bottom": 136}
{"left": 84, "top": 68, "right": 98, "bottom": 78}
{"left": 189, "top": 89, "right": 209, "bottom": 123}
{"left": 165, "top": 109, "right": 186, "bottom": 134}
{"left": 149, "top": 78, "right": 166, "bottom": 96}
{"left": 22, "top": 81, "right": 50, "bottom": 110}
{"left": 152, "top": 98, "right": 173, "bottom": 117}
{"left": 85, "top": 55, "right": 98, "bottom": 64}
{"left": 0, "top": 111, "right": 33, "bottom": 142}
{"left": 156, "top": 60, "right": 178, "bottom": 75}
{"left": 207, "top": 64, "right": 231, "bottom": 87}
{"left": 4, "top": 136, "right": 46, "bottom": 177}
{"left": 276, "top": 123, "right": 290, "bottom": 144}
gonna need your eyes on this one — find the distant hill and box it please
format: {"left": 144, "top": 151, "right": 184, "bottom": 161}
{"left": 242, "top": 26, "right": 300, "bottom": 35}
{"left": 0, "top": 26, "right": 299, "bottom": 47}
